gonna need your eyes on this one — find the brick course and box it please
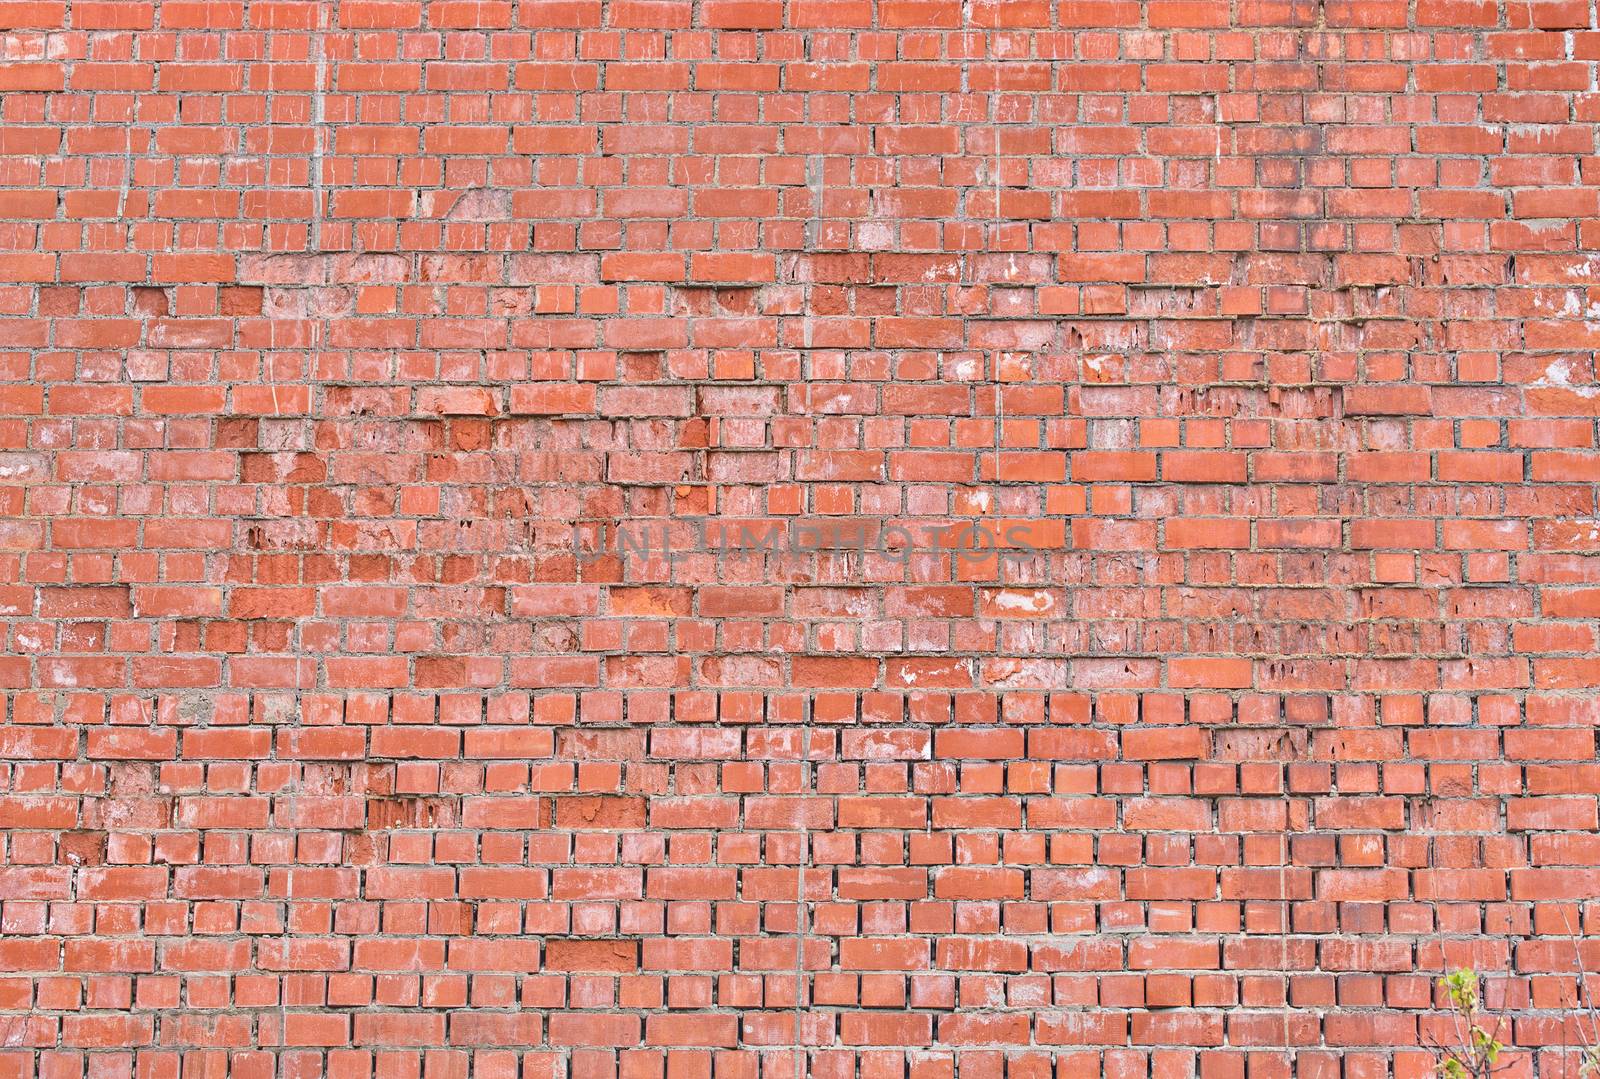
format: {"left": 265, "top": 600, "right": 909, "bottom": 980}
{"left": 3, "top": 0, "right": 1600, "bottom": 1075}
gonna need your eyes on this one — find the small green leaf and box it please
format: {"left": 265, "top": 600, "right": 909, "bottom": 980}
{"left": 1441, "top": 969, "right": 1480, "bottom": 1013}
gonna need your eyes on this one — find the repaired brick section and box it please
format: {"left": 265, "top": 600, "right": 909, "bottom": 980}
{"left": 2, "top": 0, "right": 1600, "bottom": 1076}
{"left": 544, "top": 938, "right": 640, "bottom": 972}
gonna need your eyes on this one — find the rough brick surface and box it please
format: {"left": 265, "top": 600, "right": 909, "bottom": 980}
{"left": 3, "top": 1, "right": 1600, "bottom": 1076}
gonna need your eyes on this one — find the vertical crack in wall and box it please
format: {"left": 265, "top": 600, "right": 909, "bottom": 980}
{"left": 312, "top": 0, "right": 328, "bottom": 253}
{"left": 790, "top": 149, "right": 824, "bottom": 1079}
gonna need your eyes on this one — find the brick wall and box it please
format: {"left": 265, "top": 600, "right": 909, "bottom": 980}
{"left": 3, "top": 0, "right": 1600, "bottom": 1075}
